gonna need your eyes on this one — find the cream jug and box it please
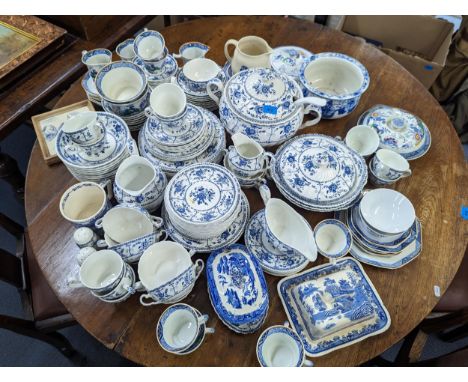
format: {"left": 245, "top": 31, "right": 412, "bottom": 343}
{"left": 224, "top": 36, "right": 273, "bottom": 73}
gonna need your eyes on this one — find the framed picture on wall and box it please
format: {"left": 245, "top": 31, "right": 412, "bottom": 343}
{"left": 31, "top": 100, "right": 95, "bottom": 165}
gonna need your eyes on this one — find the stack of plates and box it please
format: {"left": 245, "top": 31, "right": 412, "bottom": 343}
{"left": 102, "top": 99, "right": 148, "bottom": 132}
{"left": 81, "top": 72, "right": 102, "bottom": 106}
{"left": 55, "top": 112, "right": 134, "bottom": 182}
{"left": 162, "top": 163, "right": 249, "bottom": 253}
{"left": 133, "top": 55, "right": 178, "bottom": 88}
{"left": 357, "top": 104, "right": 431, "bottom": 160}
{"left": 336, "top": 189, "right": 422, "bottom": 269}
{"left": 270, "top": 134, "right": 368, "bottom": 212}
{"left": 175, "top": 69, "right": 224, "bottom": 111}
{"left": 139, "top": 105, "right": 226, "bottom": 177}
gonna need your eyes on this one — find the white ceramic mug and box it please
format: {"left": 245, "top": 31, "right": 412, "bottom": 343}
{"left": 62, "top": 111, "right": 104, "bottom": 147}
{"left": 345, "top": 125, "right": 380, "bottom": 157}
{"left": 60, "top": 181, "right": 112, "bottom": 228}
{"left": 224, "top": 35, "right": 273, "bottom": 73}
{"left": 156, "top": 304, "right": 215, "bottom": 354}
{"left": 370, "top": 149, "right": 412, "bottom": 182}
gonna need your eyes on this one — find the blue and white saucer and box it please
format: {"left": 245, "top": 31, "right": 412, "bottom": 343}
{"left": 162, "top": 192, "right": 250, "bottom": 253}
{"left": 245, "top": 210, "right": 309, "bottom": 276}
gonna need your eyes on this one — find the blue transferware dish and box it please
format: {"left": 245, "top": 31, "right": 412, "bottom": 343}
{"left": 162, "top": 192, "right": 250, "bottom": 253}
{"left": 133, "top": 29, "right": 166, "bottom": 62}
{"left": 278, "top": 257, "right": 391, "bottom": 356}
{"left": 81, "top": 71, "right": 100, "bottom": 98}
{"left": 269, "top": 134, "right": 367, "bottom": 212}
{"left": 314, "top": 219, "right": 352, "bottom": 260}
{"left": 133, "top": 54, "right": 178, "bottom": 84}
{"left": 206, "top": 243, "right": 269, "bottom": 334}
{"left": 336, "top": 210, "right": 423, "bottom": 269}
{"left": 139, "top": 108, "right": 226, "bottom": 176}
{"left": 208, "top": 67, "right": 325, "bottom": 147}
{"left": 270, "top": 46, "right": 312, "bottom": 79}
{"left": 101, "top": 88, "right": 150, "bottom": 119}
{"left": 244, "top": 210, "right": 309, "bottom": 276}
{"left": 81, "top": 48, "right": 112, "bottom": 77}
{"left": 357, "top": 104, "right": 431, "bottom": 160}
{"left": 173, "top": 42, "right": 210, "bottom": 63}
{"left": 299, "top": 52, "right": 370, "bottom": 119}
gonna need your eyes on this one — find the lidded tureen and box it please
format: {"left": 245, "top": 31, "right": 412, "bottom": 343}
{"left": 207, "top": 68, "right": 325, "bottom": 147}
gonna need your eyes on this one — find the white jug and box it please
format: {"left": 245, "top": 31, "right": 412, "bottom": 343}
{"left": 224, "top": 36, "right": 273, "bottom": 73}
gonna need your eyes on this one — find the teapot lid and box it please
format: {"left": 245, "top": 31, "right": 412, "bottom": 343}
{"left": 223, "top": 68, "right": 301, "bottom": 125}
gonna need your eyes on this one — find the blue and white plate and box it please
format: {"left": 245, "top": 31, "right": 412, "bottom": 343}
{"left": 139, "top": 108, "right": 226, "bottom": 175}
{"left": 244, "top": 210, "right": 309, "bottom": 276}
{"left": 278, "top": 257, "right": 391, "bottom": 357}
{"left": 162, "top": 192, "right": 250, "bottom": 253}
{"left": 145, "top": 104, "right": 205, "bottom": 147}
{"left": 206, "top": 243, "right": 269, "bottom": 334}
{"left": 336, "top": 210, "right": 423, "bottom": 269}
{"left": 56, "top": 112, "right": 129, "bottom": 168}
{"left": 357, "top": 104, "right": 431, "bottom": 160}
{"left": 270, "top": 134, "right": 367, "bottom": 211}
{"left": 270, "top": 46, "right": 312, "bottom": 78}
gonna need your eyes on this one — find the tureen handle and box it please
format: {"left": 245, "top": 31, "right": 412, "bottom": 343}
{"left": 150, "top": 216, "right": 164, "bottom": 229}
{"left": 194, "top": 259, "right": 205, "bottom": 279}
{"left": 140, "top": 294, "right": 160, "bottom": 306}
{"left": 300, "top": 104, "right": 322, "bottom": 129}
{"left": 207, "top": 78, "right": 224, "bottom": 105}
{"left": 156, "top": 229, "right": 168, "bottom": 242}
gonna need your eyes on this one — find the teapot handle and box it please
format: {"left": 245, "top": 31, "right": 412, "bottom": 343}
{"left": 224, "top": 39, "right": 238, "bottom": 62}
{"left": 194, "top": 259, "right": 205, "bottom": 279}
{"left": 207, "top": 78, "right": 224, "bottom": 105}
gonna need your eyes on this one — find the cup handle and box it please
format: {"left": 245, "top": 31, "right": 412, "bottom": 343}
{"left": 99, "top": 179, "right": 113, "bottom": 200}
{"left": 156, "top": 229, "right": 168, "bottom": 242}
{"left": 66, "top": 275, "right": 83, "bottom": 289}
{"left": 151, "top": 216, "right": 163, "bottom": 229}
{"left": 207, "top": 78, "right": 224, "bottom": 105}
{"left": 140, "top": 293, "right": 160, "bottom": 306}
{"left": 256, "top": 179, "right": 271, "bottom": 205}
{"left": 81, "top": 50, "right": 88, "bottom": 57}
{"left": 96, "top": 239, "right": 108, "bottom": 249}
{"left": 401, "top": 169, "right": 412, "bottom": 178}
{"left": 303, "top": 359, "right": 314, "bottom": 367}
{"left": 194, "top": 259, "right": 205, "bottom": 279}
{"left": 95, "top": 218, "right": 103, "bottom": 229}
{"left": 144, "top": 107, "right": 154, "bottom": 118}
{"left": 205, "top": 327, "right": 215, "bottom": 335}
{"left": 224, "top": 39, "right": 238, "bottom": 62}
{"left": 172, "top": 53, "right": 182, "bottom": 59}
{"left": 198, "top": 314, "right": 209, "bottom": 325}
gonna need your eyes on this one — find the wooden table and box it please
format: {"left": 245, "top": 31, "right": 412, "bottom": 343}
{"left": 25, "top": 16, "right": 468, "bottom": 366}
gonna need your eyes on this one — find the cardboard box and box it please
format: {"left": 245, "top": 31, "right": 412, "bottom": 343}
{"left": 341, "top": 16, "right": 454, "bottom": 88}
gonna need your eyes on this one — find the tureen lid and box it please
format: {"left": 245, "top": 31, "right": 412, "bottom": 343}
{"left": 206, "top": 244, "right": 269, "bottom": 328}
{"left": 224, "top": 68, "right": 302, "bottom": 124}
{"left": 357, "top": 104, "right": 431, "bottom": 160}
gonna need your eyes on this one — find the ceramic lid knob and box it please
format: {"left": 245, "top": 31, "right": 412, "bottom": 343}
{"left": 73, "top": 227, "right": 95, "bottom": 245}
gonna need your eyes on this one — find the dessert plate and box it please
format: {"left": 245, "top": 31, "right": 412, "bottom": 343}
{"left": 278, "top": 257, "right": 390, "bottom": 357}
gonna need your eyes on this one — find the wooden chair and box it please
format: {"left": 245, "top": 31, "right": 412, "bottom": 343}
{"left": 0, "top": 212, "right": 78, "bottom": 359}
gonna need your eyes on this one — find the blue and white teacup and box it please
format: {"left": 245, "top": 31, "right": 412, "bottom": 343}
{"left": 134, "top": 29, "right": 166, "bottom": 62}
{"left": 116, "top": 39, "right": 135, "bottom": 61}
{"left": 173, "top": 42, "right": 210, "bottom": 64}
{"left": 141, "top": 47, "right": 169, "bottom": 73}
{"left": 61, "top": 111, "right": 105, "bottom": 147}
{"left": 92, "top": 262, "right": 136, "bottom": 301}
{"left": 81, "top": 48, "right": 112, "bottom": 78}
{"left": 60, "top": 181, "right": 112, "bottom": 229}
{"left": 156, "top": 304, "right": 215, "bottom": 354}
{"left": 257, "top": 322, "right": 313, "bottom": 367}
{"left": 370, "top": 149, "right": 412, "bottom": 183}
{"left": 181, "top": 57, "right": 224, "bottom": 93}
{"left": 67, "top": 250, "right": 136, "bottom": 297}
{"left": 314, "top": 219, "right": 352, "bottom": 262}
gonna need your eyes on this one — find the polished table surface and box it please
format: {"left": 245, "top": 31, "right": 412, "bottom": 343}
{"left": 25, "top": 16, "right": 468, "bottom": 366}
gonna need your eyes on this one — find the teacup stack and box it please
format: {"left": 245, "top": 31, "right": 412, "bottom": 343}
{"left": 132, "top": 29, "right": 178, "bottom": 88}
{"left": 95, "top": 61, "right": 150, "bottom": 131}
{"left": 139, "top": 83, "right": 226, "bottom": 176}
{"left": 175, "top": 58, "right": 225, "bottom": 111}
{"left": 338, "top": 188, "right": 422, "bottom": 269}
{"left": 80, "top": 48, "right": 112, "bottom": 106}
{"left": 55, "top": 111, "right": 133, "bottom": 182}
{"left": 163, "top": 163, "right": 243, "bottom": 240}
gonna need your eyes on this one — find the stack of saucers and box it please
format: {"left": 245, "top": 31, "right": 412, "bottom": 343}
{"left": 162, "top": 163, "right": 250, "bottom": 253}
{"left": 95, "top": 61, "right": 150, "bottom": 131}
{"left": 81, "top": 72, "right": 102, "bottom": 106}
{"left": 336, "top": 188, "right": 422, "bottom": 269}
{"left": 55, "top": 111, "right": 134, "bottom": 182}
{"left": 138, "top": 83, "right": 226, "bottom": 177}
{"left": 270, "top": 134, "right": 368, "bottom": 212}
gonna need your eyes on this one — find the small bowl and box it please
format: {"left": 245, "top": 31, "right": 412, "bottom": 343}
{"left": 116, "top": 39, "right": 135, "bottom": 61}
{"left": 345, "top": 125, "right": 379, "bottom": 157}
{"left": 360, "top": 188, "right": 415, "bottom": 234}
{"left": 314, "top": 219, "right": 352, "bottom": 260}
